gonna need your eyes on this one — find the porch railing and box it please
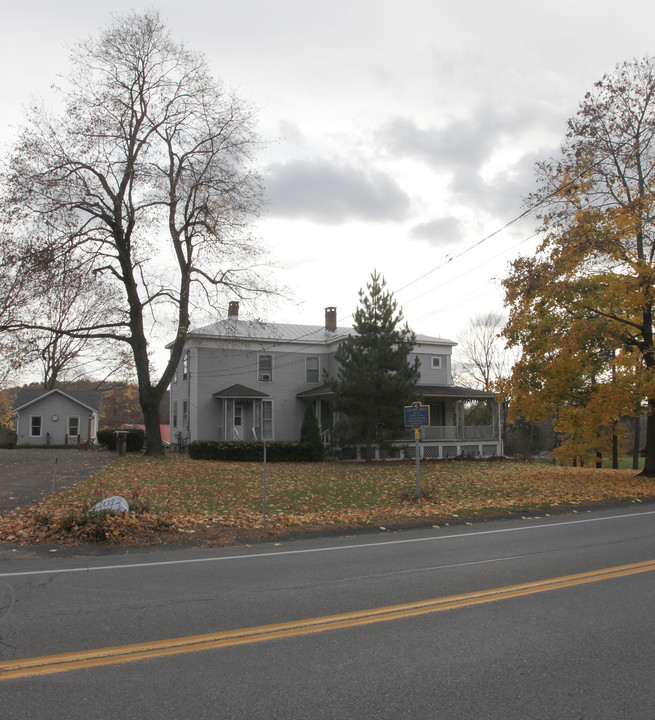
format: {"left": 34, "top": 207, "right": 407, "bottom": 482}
{"left": 403, "top": 425, "right": 496, "bottom": 442}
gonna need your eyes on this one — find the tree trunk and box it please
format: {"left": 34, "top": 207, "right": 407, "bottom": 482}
{"left": 632, "top": 413, "right": 641, "bottom": 471}
{"left": 141, "top": 388, "right": 164, "bottom": 456}
{"left": 132, "top": 324, "right": 165, "bottom": 456}
{"left": 638, "top": 398, "right": 655, "bottom": 477}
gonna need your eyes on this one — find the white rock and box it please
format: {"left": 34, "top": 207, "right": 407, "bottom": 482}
{"left": 92, "top": 496, "right": 129, "bottom": 513}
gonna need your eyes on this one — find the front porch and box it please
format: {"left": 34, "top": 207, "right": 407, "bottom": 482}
{"left": 300, "top": 384, "right": 504, "bottom": 461}
{"left": 213, "top": 384, "right": 272, "bottom": 441}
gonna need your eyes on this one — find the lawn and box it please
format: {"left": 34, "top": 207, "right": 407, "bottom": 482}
{"left": 1, "top": 455, "right": 654, "bottom": 546}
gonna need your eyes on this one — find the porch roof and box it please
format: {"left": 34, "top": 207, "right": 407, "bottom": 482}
{"left": 213, "top": 383, "right": 270, "bottom": 399}
{"left": 296, "top": 384, "right": 334, "bottom": 399}
{"left": 418, "top": 384, "right": 495, "bottom": 400}
{"left": 297, "top": 384, "right": 495, "bottom": 400}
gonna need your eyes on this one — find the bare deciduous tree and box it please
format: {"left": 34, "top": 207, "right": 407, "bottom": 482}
{"left": 454, "top": 311, "right": 513, "bottom": 391}
{"left": 1, "top": 11, "right": 272, "bottom": 452}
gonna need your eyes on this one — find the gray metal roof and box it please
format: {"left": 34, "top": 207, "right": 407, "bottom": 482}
{"left": 190, "top": 319, "right": 351, "bottom": 345}
{"left": 13, "top": 388, "right": 104, "bottom": 412}
{"left": 187, "top": 319, "right": 454, "bottom": 347}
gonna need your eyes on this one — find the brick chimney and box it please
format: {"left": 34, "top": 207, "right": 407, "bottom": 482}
{"left": 228, "top": 301, "right": 239, "bottom": 319}
{"left": 325, "top": 306, "right": 337, "bottom": 332}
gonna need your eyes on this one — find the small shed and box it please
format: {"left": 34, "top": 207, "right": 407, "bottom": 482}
{"left": 13, "top": 388, "right": 103, "bottom": 446}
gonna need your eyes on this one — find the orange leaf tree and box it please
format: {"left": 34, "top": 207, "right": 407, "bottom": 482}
{"left": 501, "top": 57, "right": 655, "bottom": 474}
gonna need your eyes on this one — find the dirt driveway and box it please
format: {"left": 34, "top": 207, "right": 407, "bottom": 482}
{"left": 0, "top": 448, "right": 117, "bottom": 516}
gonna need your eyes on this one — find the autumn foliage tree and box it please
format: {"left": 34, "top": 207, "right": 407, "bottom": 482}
{"left": 500, "top": 56, "right": 655, "bottom": 473}
{"left": 1, "top": 11, "right": 269, "bottom": 454}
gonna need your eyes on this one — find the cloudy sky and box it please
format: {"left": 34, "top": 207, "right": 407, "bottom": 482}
{"left": 3, "top": 0, "right": 655, "bottom": 355}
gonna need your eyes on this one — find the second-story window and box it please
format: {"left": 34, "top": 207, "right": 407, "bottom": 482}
{"left": 258, "top": 354, "right": 273, "bottom": 382}
{"left": 182, "top": 351, "right": 190, "bottom": 380}
{"left": 306, "top": 356, "right": 319, "bottom": 383}
{"left": 431, "top": 356, "right": 442, "bottom": 369}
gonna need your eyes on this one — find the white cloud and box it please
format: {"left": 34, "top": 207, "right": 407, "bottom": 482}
{"left": 264, "top": 158, "right": 412, "bottom": 224}
{"left": 409, "top": 218, "right": 464, "bottom": 247}
{"left": 4, "top": 0, "right": 655, "bottom": 354}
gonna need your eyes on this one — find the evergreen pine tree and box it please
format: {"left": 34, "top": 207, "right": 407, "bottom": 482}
{"left": 331, "top": 271, "right": 420, "bottom": 460}
{"left": 300, "top": 400, "right": 325, "bottom": 461}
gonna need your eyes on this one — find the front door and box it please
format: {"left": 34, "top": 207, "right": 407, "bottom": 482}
{"left": 233, "top": 404, "right": 243, "bottom": 440}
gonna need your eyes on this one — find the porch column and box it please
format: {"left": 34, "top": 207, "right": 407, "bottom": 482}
{"left": 491, "top": 399, "right": 500, "bottom": 440}
{"left": 456, "top": 400, "right": 464, "bottom": 441}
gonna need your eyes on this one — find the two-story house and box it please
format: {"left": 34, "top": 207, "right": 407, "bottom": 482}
{"left": 169, "top": 303, "right": 503, "bottom": 459}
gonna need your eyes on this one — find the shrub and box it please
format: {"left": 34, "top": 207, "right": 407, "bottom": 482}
{"left": 188, "top": 440, "right": 321, "bottom": 462}
{"left": 300, "top": 402, "right": 325, "bottom": 461}
{"left": 97, "top": 428, "right": 117, "bottom": 450}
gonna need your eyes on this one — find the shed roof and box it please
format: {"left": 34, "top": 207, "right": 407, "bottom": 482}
{"left": 13, "top": 388, "right": 103, "bottom": 413}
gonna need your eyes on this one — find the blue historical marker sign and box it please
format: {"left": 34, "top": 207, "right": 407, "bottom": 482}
{"left": 404, "top": 401, "right": 430, "bottom": 429}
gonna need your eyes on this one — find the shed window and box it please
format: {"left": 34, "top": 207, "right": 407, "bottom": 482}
{"left": 431, "top": 356, "right": 442, "bottom": 369}
{"left": 30, "top": 416, "right": 42, "bottom": 437}
{"left": 68, "top": 416, "right": 80, "bottom": 437}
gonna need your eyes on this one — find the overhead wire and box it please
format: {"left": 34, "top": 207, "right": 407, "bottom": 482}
{"left": 184, "top": 152, "right": 613, "bottom": 382}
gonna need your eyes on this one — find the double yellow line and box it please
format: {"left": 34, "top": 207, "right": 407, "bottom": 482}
{"left": 3, "top": 558, "right": 655, "bottom": 681}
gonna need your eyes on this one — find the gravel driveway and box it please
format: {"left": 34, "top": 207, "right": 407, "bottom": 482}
{"left": 0, "top": 448, "right": 117, "bottom": 516}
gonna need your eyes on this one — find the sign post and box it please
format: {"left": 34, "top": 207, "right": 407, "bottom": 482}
{"left": 404, "top": 402, "right": 430, "bottom": 499}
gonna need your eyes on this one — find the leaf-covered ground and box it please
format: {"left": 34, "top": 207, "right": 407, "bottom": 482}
{"left": 1, "top": 455, "right": 654, "bottom": 547}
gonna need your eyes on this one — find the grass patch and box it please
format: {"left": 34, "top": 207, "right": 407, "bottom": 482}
{"left": 1, "top": 455, "right": 654, "bottom": 546}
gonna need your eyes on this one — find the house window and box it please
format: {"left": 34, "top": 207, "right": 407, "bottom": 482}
{"left": 258, "top": 354, "right": 273, "bottom": 382}
{"left": 30, "top": 416, "right": 42, "bottom": 437}
{"left": 306, "top": 356, "right": 319, "bottom": 383}
{"left": 172, "top": 401, "right": 178, "bottom": 428}
{"left": 262, "top": 400, "right": 273, "bottom": 440}
{"left": 182, "top": 400, "right": 188, "bottom": 429}
{"left": 182, "top": 351, "right": 190, "bottom": 380}
{"left": 68, "top": 416, "right": 80, "bottom": 437}
{"left": 431, "top": 356, "right": 442, "bottom": 369}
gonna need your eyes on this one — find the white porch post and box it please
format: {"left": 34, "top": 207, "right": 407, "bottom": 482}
{"left": 456, "top": 400, "right": 464, "bottom": 441}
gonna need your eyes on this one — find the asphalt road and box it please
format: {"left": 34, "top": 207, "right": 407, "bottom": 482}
{"left": 1, "top": 504, "right": 655, "bottom": 718}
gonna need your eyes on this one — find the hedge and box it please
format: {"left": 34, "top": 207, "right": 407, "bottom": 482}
{"left": 188, "top": 440, "right": 323, "bottom": 462}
